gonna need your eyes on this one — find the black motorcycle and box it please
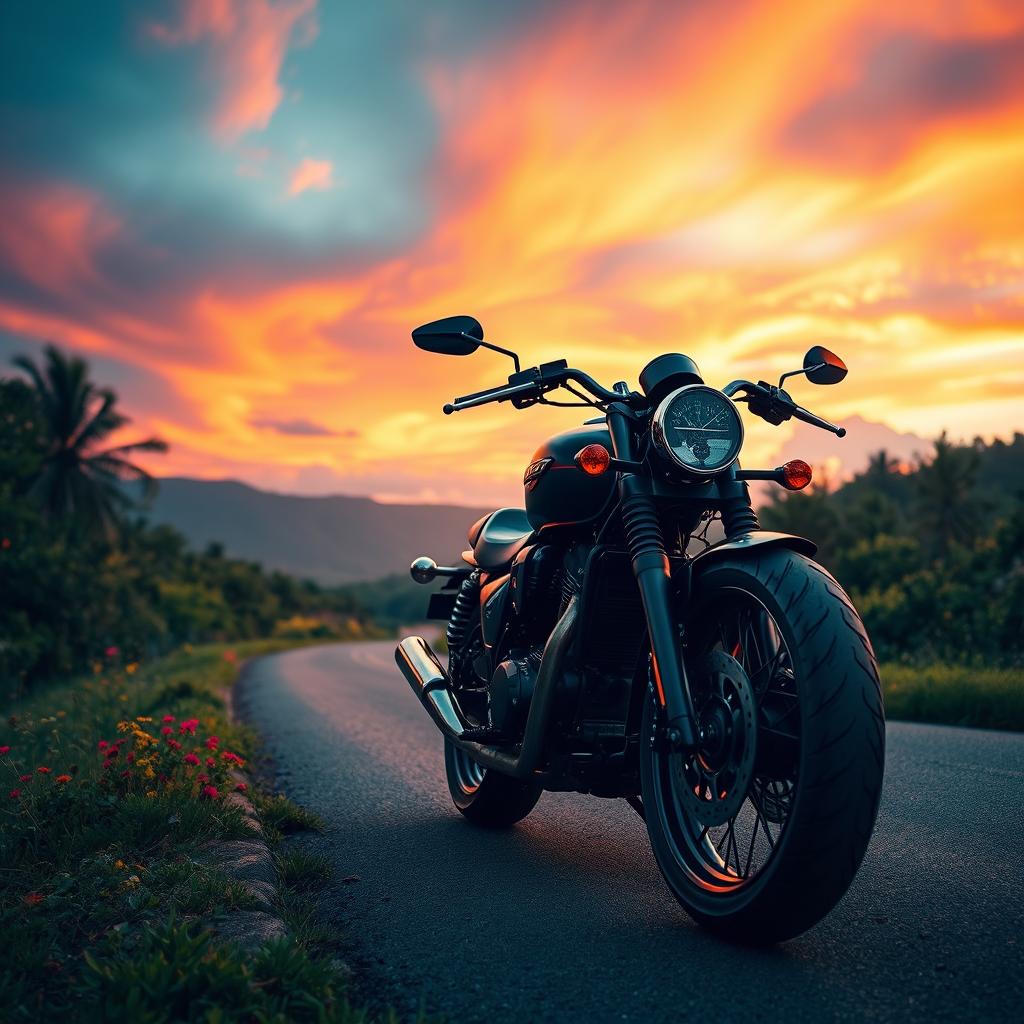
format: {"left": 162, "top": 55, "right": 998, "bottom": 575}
{"left": 396, "top": 315, "right": 884, "bottom": 943}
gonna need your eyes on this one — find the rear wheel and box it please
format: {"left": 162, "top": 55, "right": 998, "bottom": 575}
{"left": 444, "top": 740, "right": 543, "bottom": 827}
{"left": 640, "top": 548, "right": 885, "bottom": 943}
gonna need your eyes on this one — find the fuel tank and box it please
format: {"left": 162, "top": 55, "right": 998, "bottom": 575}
{"left": 524, "top": 424, "right": 615, "bottom": 531}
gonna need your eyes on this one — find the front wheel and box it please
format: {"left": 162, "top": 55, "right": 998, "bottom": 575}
{"left": 640, "top": 549, "right": 885, "bottom": 944}
{"left": 444, "top": 740, "right": 543, "bottom": 827}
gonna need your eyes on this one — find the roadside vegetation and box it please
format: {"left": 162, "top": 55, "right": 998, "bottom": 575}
{"left": 762, "top": 433, "right": 1024, "bottom": 730}
{"left": 0, "top": 641, "right": 387, "bottom": 1021}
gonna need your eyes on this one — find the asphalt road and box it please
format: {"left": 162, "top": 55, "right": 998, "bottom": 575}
{"left": 236, "top": 641, "right": 1023, "bottom": 1023}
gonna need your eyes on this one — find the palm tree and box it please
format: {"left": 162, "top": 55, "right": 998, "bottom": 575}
{"left": 12, "top": 345, "right": 167, "bottom": 537}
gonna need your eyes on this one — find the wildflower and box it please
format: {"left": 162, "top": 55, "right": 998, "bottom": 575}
{"left": 126, "top": 663, "right": 138, "bottom": 675}
{"left": 55, "top": 774, "right": 72, "bottom": 784}
{"left": 105, "top": 747, "right": 118, "bottom": 759}
{"left": 206, "top": 756, "right": 216, "bottom": 767}
{"left": 24, "top": 893, "right": 45, "bottom": 906}
{"left": 9, "top": 788, "right": 21, "bottom": 799}
{"left": 0, "top": 745, "right": 9, "bottom": 755}
{"left": 135, "top": 716, "right": 153, "bottom": 724}
{"left": 162, "top": 714, "right": 175, "bottom": 723}
{"left": 126, "top": 752, "right": 135, "bottom": 763}
{"left": 167, "top": 739, "right": 181, "bottom": 751}
{"left": 205, "top": 736, "right": 220, "bottom": 750}
{"left": 161, "top": 726, "right": 173, "bottom": 736}
{"left": 37, "top": 766, "right": 51, "bottom": 774}
{"left": 234, "top": 782, "right": 247, "bottom": 792}
{"left": 114, "top": 859, "right": 126, "bottom": 870}
{"left": 196, "top": 773, "right": 209, "bottom": 784}
{"left": 105, "top": 646, "right": 120, "bottom": 658}
{"left": 223, "top": 650, "right": 237, "bottom": 663}
{"left": 98, "top": 740, "right": 109, "bottom": 751}
{"left": 200, "top": 785, "right": 219, "bottom": 800}
{"left": 145, "top": 790, "right": 157, "bottom": 798}
{"left": 116, "top": 721, "right": 131, "bottom": 734}
{"left": 179, "top": 719, "right": 198, "bottom": 735}
{"left": 1, "top": 537, "right": 10, "bottom": 549}
{"left": 183, "top": 753, "right": 200, "bottom": 766}
{"left": 221, "top": 751, "right": 244, "bottom": 765}
{"left": 18, "top": 774, "right": 31, "bottom": 782}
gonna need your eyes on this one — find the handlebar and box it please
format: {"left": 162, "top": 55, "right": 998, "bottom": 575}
{"left": 723, "top": 379, "right": 846, "bottom": 437}
{"left": 443, "top": 361, "right": 642, "bottom": 414}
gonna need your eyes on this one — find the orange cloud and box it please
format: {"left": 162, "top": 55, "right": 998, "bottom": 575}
{"left": 287, "top": 158, "right": 333, "bottom": 196}
{"left": 150, "top": 0, "right": 317, "bottom": 141}
{"left": 4, "top": 0, "right": 1024, "bottom": 506}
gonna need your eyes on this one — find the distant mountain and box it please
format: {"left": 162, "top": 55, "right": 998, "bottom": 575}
{"left": 143, "top": 478, "right": 491, "bottom": 585}
{"left": 770, "top": 415, "right": 931, "bottom": 484}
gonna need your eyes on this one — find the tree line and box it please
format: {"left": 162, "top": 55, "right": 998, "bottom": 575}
{"left": 1, "top": 347, "right": 374, "bottom": 694}
{"left": 761, "top": 432, "right": 1024, "bottom": 665}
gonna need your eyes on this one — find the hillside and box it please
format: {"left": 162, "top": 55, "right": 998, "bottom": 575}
{"left": 143, "top": 478, "right": 490, "bottom": 585}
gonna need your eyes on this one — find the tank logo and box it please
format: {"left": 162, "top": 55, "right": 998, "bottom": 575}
{"left": 523, "top": 457, "right": 554, "bottom": 492}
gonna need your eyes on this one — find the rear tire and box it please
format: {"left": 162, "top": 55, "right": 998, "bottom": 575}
{"left": 444, "top": 740, "right": 543, "bottom": 827}
{"left": 640, "top": 548, "right": 885, "bottom": 944}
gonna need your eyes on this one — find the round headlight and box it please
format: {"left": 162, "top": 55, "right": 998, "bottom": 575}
{"left": 651, "top": 385, "right": 744, "bottom": 476}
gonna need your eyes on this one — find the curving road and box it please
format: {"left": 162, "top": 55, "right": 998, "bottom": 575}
{"left": 236, "top": 641, "right": 1023, "bottom": 1023}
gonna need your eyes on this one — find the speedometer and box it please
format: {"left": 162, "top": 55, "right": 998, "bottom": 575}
{"left": 651, "top": 385, "right": 744, "bottom": 475}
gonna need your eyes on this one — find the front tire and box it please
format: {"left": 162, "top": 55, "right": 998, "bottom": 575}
{"left": 444, "top": 740, "right": 543, "bottom": 827}
{"left": 640, "top": 548, "right": 885, "bottom": 943}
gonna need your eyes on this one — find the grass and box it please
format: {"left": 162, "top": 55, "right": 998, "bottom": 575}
{"left": 880, "top": 662, "right": 1024, "bottom": 731}
{"left": 0, "top": 640, "right": 387, "bottom": 1022}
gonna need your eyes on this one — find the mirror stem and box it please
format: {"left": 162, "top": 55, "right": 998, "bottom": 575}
{"left": 475, "top": 337, "right": 521, "bottom": 372}
{"left": 778, "top": 363, "right": 825, "bottom": 389}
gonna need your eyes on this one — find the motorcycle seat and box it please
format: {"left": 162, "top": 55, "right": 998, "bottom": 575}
{"left": 467, "top": 507, "right": 533, "bottom": 570}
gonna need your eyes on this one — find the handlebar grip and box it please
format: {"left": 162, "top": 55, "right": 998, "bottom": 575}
{"left": 792, "top": 403, "right": 846, "bottom": 437}
{"left": 444, "top": 379, "right": 541, "bottom": 414}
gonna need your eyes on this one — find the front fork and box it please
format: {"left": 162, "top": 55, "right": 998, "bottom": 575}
{"left": 607, "top": 404, "right": 764, "bottom": 751}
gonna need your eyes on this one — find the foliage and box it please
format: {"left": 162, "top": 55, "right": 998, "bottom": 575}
{"left": 0, "top": 372, "right": 378, "bottom": 695}
{"left": 760, "top": 432, "right": 1024, "bottom": 666}
{"left": 0, "top": 643, "right": 329, "bottom": 1019}
{"left": 11, "top": 346, "right": 167, "bottom": 537}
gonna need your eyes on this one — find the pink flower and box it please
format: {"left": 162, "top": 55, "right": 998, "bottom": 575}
{"left": 55, "top": 774, "right": 72, "bottom": 784}
{"left": 98, "top": 740, "right": 109, "bottom": 751}
{"left": 179, "top": 719, "right": 198, "bottom": 735}
{"left": 161, "top": 726, "right": 173, "bottom": 736}
{"left": 234, "top": 782, "right": 247, "bottom": 792}
{"left": 36, "top": 766, "right": 51, "bottom": 775}
{"left": 196, "top": 773, "right": 209, "bottom": 784}
{"left": 126, "top": 752, "right": 135, "bottom": 763}
{"left": 167, "top": 739, "right": 181, "bottom": 751}
{"left": 18, "top": 774, "right": 31, "bottom": 783}
{"left": 200, "top": 785, "right": 219, "bottom": 800}
{"left": 0, "top": 745, "right": 10, "bottom": 756}
{"left": 9, "top": 788, "right": 21, "bottom": 799}
{"left": 206, "top": 757, "right": 216, "bottom": 767}
{"left": 162, "top": 715, "right": 175, "bottom": 723}
{"left": 221, "top": 751, "right": 245, "bottom": 765}
{"left": 183, "top": 754, "right": 200, "bottom": 766}
{"left": 104, "top": 747, "right": 118, "bottom": 759}
{"left": 205, "top": 736, "right": 219, "bottom": 751}
{"left": 104, "top": 646, "right": 120, "bottom": 658}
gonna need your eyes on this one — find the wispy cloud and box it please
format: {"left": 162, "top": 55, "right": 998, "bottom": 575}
{"left": 287, "top": 158, "right": 333, "bottom": 196}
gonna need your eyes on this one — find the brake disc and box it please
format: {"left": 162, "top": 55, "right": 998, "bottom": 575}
{"left": 670, "top": 649, "right": 757, "bottom": 827}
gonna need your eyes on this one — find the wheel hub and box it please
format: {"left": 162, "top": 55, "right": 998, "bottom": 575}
{"left": 672, "top": 650, "right": 757, "bottom": 827}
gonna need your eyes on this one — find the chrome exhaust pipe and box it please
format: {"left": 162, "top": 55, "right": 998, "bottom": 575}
{"left": 395, "top": 636, "right": 467, "bottom": 738}
{"left": 394, "top": 597, "right": 578, "bottom": 780}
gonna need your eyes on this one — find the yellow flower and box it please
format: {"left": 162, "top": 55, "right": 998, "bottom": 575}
{"left": 145, "top": 790, "right": 157, "bottom": 798}
{"left": 116, "top": 721, "right": 131, "bottom": 733}
{"left": 126, "top": 663, "right": 138, "bottom": 675}
{"left": 144, "top": 767, "right": 155, "bottom": 779}
{"left": 135, "top": 716, "right": 153, "bottom": 723}
{"left": 114, "top": 859, "right": 126, "bottom": 870}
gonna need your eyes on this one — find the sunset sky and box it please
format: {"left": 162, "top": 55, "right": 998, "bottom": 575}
{"left": 2, "top": 0, "right": 1023, "bottom": 507}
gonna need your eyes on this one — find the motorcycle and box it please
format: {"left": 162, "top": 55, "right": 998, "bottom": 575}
{"left": 396, "top": 315, "right": 885, "bottom": 943}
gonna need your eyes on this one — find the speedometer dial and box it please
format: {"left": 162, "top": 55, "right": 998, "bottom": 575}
{"left": 651, "top": 385, "right": 744, "bottom": 475}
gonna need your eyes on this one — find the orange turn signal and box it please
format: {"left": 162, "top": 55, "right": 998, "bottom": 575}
{"left": 575, "top": 443, "right": 611, "bottom": 476}
{"left": 781, "top": 459, "right": 813, "bottom": 490}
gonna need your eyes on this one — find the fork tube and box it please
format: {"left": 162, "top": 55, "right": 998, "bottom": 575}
{"left": 606, "top": 405, "right": 697, "bottom": 749}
